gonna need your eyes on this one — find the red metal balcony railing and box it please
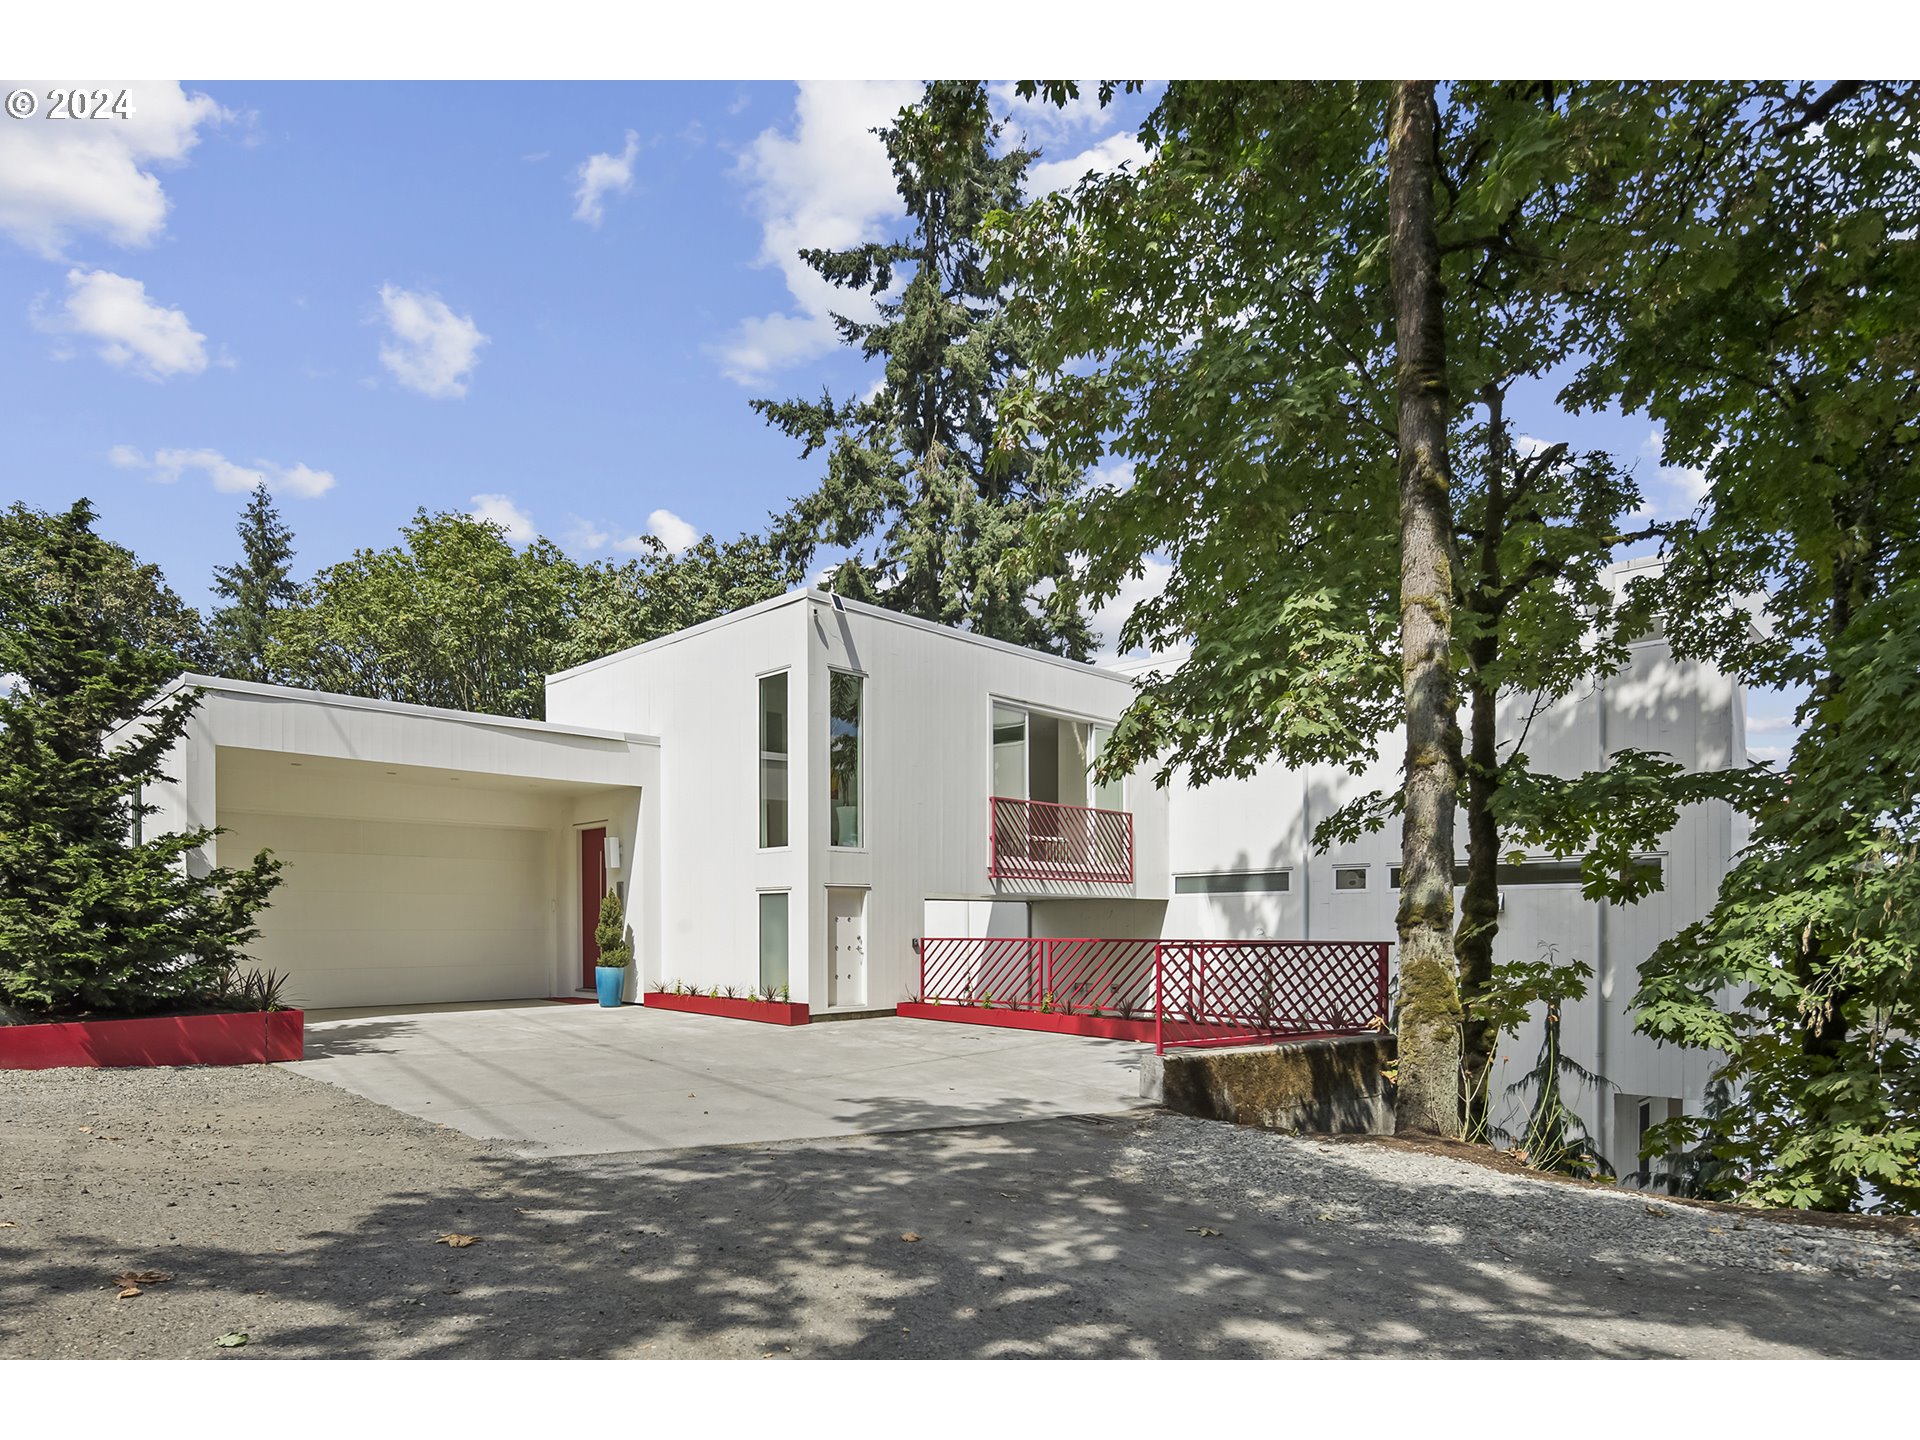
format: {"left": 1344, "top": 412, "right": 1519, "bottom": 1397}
{"left": 914, "top": 935, "right": 1390, "bottom": 1054}
{"left": 989, "top": 795, "right": 1134, "bottom": 884}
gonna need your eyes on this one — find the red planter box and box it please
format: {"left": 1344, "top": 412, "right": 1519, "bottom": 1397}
{"left": 0, "top": 1010, "right": 304, "bottom": 1070}
{"left": 644, "top": 991, "right": 810, "bottom": 1026}
{"left": 896, "top": 1001, "right": 1157, "bottom": 1043}
{"left": 266, "top": 1010, "right": 306, "bottom": 1061}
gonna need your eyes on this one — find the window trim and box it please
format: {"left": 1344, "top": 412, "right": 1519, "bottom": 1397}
{"left": 1332, "top": 865, "right": 1370, "bottom": 892}
{"left": 828, "top": 667, "right": 865, "bottom": 851}
{"left": 756, "top": 887, "right": 791, "bottom": 995}
{"left": 757, "top": 668, "right": 791, "bottom": 851}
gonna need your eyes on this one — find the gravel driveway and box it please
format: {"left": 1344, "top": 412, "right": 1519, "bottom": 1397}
{"left": 2, "top": 1065, "right": 1915, "bottom": 1359}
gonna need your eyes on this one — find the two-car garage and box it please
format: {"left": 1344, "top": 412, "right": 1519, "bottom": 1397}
{"left": 220, "top": 803, "right": 557, "bottom": 1011}
{"left": 132, "top": 678, "right": 657, "bottom": 1013}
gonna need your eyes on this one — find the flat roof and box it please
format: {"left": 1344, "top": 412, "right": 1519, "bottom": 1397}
{"left": 545, "top": 586, "right": 1142, "bottom": 686}
{"left": 109, "top": 674, "right": 660, "bottom": 747}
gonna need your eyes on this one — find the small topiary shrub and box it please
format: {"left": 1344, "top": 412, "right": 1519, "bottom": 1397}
{"left": 593, "top": 889, "right": 630, "bottom": 969}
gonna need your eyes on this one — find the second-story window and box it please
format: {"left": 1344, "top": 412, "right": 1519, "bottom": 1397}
{"left": 992, "top": 704, "right": 1027, "bottom": 798}
{"left": 759, "top": 672, "right": 788, "bottom": 848}
{"left": 990, "top": 703, "right": 1122, "bottom": 811}
{"left": 1090, "top": 724, "right": 1124, "bottom": 811}
{"left": 829, "top": 671, "right": 862, "bottom": 847}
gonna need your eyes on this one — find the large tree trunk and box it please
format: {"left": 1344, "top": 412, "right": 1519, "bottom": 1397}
{"left": 1386, "top": 81, "right": 1466, "bottom": 1138}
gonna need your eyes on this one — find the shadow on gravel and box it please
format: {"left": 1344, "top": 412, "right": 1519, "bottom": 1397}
{"left": 3, "top": 1087, "right": 1913, "bottom": 1359}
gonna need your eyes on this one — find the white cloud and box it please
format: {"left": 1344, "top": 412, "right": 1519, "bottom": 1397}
{"left": 606, "top": 506, "right": 698, "bottom": 556}
{"left": 572, "top": 130, "right": 640, "bottom": 226}
{"left": 1639, "top": 425, "right": 1712, "bottom": 519}
{"left": 376, "top": 284, "right": 487, "bottom": 398}
{"left": 1666, "top": 463, "right": 1710, "bottom": 504}
{"left": 714, "top": 80, "right": 921, "bottom": 386}
{"left": 469, "top": 493, "right": 536, "bottom": 543}
{"left": 1088, "top": 556, "right": 1173, "bottom": 661}
{"left": 114, "top": 446, "right": 335, "bottom": 499}
{"left": 1745, "top": 709, "right": 1801, "bottom": 765}
{"left": 37, "top": 268, "right": 208, "bottom": 379}
{"left": 561, "top": 515, "right": 611, "bottom": 553}
{"left": 645, "top": 508, "right": 699, "bottom": 554}
{"left": 268, "top": 463, "right": 333, "bottom": 499}
{"left": 1027, "top": 131, "right": 1151, "bottom": 197}
{"left": 991, "top": 81, "right": 1110, "bottom": 145}
{"left": 0, "top": 82, "right": 228, "bottom": 257}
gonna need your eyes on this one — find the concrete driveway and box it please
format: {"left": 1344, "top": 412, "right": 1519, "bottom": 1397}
{"left": 289, "top": 1001, "right": 1147, "bottom": 1156}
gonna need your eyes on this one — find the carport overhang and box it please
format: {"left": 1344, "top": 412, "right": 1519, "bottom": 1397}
{"left": 119, "top": 677, "right": 660, "bottom": 1010}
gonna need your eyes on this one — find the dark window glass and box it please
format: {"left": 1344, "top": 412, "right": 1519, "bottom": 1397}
{"left": 1174, "top": 870, "right": 1291, "bottom": 895}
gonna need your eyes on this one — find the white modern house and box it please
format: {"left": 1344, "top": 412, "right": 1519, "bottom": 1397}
{"left": 132, "top": 563, "right": 1745, "bottom": 1174}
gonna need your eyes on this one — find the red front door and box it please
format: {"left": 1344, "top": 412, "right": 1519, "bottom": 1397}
{"left": 580, "top": 827, "right": 607, "bottom": 988}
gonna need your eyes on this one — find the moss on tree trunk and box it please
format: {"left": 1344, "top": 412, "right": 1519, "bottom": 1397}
{"left": 1386, "top": 80, "right": 1465, "bottom": 1138}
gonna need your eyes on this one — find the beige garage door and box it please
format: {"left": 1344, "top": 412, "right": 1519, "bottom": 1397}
{"left": 221, "top": 812, "right": 554, "bottom": 1010}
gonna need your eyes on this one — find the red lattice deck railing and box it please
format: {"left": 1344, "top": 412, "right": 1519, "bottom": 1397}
{"left": 989, "top": 796, "right": 1134, "bottom": 884}
{"left": 911, "top": 936, "right": 1390, "bottom": 1055}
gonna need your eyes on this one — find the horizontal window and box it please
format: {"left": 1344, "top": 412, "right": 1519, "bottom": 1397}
{"left": 1334, "top": 866, "right": 1369, "bottom": 891}
{"left": 1175, "top": 870, "right": 1290, "bottom": 895}
{"left": 1388, "top": 857, "right": 1663, "bottom": 888}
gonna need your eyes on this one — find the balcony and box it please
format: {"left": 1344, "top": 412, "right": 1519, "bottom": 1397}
{"left": 989, "top": 795, "right": 1134, "bottom": 884}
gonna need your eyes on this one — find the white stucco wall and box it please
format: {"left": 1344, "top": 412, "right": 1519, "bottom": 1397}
{"left": 1158, "top": 628, "right": 1745, "bottom": 1171}
{"left": 547, "top": 591, "right": 1169, "bottom": 1010}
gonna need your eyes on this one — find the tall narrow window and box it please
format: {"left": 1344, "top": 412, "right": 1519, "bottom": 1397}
{"left": 1055, "top": 718, "right": 1092, "bottom": 809}
{"left": 758, "top": 672, "right": 788, "bottom": 848}
{"left": 992, "top": 705, "right": 1026, "bottom": 799}
{"left": 1090, "top": 725, "right": 1124, "bottom": 811}
{"left": 758, "top": 891, "right": 789, "bottom": 994}
{"left": 830, "top": 671, "right": 862, "bottom": 847}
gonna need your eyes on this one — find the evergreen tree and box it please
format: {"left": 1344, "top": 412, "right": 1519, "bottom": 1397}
{"left": 0, "top": 501, "right": 282, "bottom": 1017}
{"left": 754, "top": 80, "right": 1091, "bottom": 659}
{"left": 210, "top": 483, "right": 299, "bottom": 683}
{"left": 1, "top": 500, "right": 209, "bottom": 676}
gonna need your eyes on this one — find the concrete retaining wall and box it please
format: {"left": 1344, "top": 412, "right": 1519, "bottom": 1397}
{"left": 1139, "top": 1034, "right": 1395, "bottom": 1136}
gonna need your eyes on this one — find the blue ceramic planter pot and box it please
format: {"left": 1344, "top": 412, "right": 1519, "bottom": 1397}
{"left": 595, "top": 966, "right": 626, "bottom": 1007}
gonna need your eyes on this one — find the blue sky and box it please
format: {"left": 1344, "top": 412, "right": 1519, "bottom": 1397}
{"left": 0, "top": 78, "right": 1794, "bottom": 756}
{"left": 1, "top": 81, "right": 1159, "bottom": 602}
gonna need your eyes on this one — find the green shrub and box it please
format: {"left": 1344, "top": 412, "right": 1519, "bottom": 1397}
{"left": 0, "top": 501, "right": 283, "bottom": 1018}
{"left": 593, "top": 889, "right": 630, "bottom": 968}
